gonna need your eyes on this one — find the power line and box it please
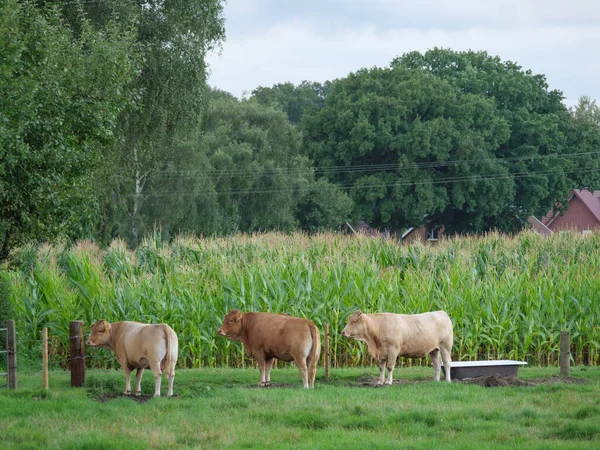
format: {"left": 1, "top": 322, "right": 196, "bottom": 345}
{"left": 134, "top": 151, "right": 600, "bottom": 181}
{"left": 123, "top": 166, "right": 598, "bottom": 198}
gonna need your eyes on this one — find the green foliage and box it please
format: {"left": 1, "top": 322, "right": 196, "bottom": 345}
{"left": 0, "top": 272, "right": 12, "bottom": 322}
{"left": 303, "top": 63, "right": 514, "bottom": 231}
{"left": 5, "top": 231, "right": 600, "bottom": 369}
{"left": 392, "top": 48, "right": 592, "bottom": 230}
{"left": 251, "top": 81, "right": 330, "bottom": 125}
{"left": 0, "top": 0, "right": 141, "bottom": 261}
{"left": 302, "top": 48, "right": 593, "bottom": 233}
{"left": 135, "top": 93, "right": 352, "bottom": 238}
{"left": 88, "top": 0, "right": 227, "bottom": 246}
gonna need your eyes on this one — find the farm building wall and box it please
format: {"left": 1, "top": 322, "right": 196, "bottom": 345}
{"left": 548, "top": 196, "right": 600, "bottom": 232}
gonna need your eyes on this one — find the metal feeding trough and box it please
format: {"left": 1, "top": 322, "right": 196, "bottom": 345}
{"left": 442, "top": 360, "right": 528, "bottom": 380}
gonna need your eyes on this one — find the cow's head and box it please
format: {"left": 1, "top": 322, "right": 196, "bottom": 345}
{"left": 217, "top": 309, "right": 243, "bottom": 339}
{"left": 341, "top": 310, "right": 365, "bottom": 338}
{"left": 86, "top": 319, "right": 112, "bottom": 347}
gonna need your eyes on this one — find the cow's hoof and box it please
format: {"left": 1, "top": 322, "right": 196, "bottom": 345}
{"left": 135, "top": 391, "right": 142, "bottom": 396}
{"left": 385, "top": 381, "right": 393, "bottom": 386}
{"left": 125, "top": 390, "right": 132, "bottom": 396}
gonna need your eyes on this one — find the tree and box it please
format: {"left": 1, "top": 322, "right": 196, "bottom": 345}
{"left": 73, "top": 0, "right": 227, "bottom": 245}
{"left": 0, "top": 0, "right": 140, "bottom": 262}
{"left": 567, "top": 96, "right": 600, "bottom": 190}
{"left": 303, "top": 66, "right": 513, "bottom": 232}
{"left": 251, "top": 81, "right": 330, "bottom": 125}
{"left": 571, "top": 96, "right": 600, "bottom": 127}
{"left": 392, "top": 48, "right": 577, "bottom": 232}
{"left": 303, "top": 49, "right": 585, "bottom": 233}
{"left": 138, "top": 91, "right": 352, "bottom": 237}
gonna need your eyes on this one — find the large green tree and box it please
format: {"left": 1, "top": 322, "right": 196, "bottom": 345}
{"left": 392, "top": 49, "right": 583, "bottom": 231}
{"left": 304, "top": 49, "right": 589, "bottom": 233}
{"left": 0, "top": 0, "right": 140, "bottom": 262}
{"left": 138, "top": 91, "right": 352, "bottom": 237}
{"left": 68, "top": 0, "right": 227, "bottom": 245}
{"left": 303, "top": 66, "right": 512, "bottom": 232}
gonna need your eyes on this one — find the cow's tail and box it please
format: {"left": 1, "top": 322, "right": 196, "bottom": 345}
{"left": 307, "top": 322, "right": 321, "bottom": 388}
{"left": 162, "top": 324, "right": 178, "bottom": 378}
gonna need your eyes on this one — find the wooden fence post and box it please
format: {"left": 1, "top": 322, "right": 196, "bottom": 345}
{"left": 42, "top": 327, "right": 48, "bottom": 390}
{"left": 69, "top": 321, "right": 86, "bottom": 387}
{"left": 6, "top": 320, "right": 17, "bottom": 389}
{"left": 560, "top": 331, "right": 570, "bottom": 377}
{"left": 324, "top": 324, "right": 330, "bottom": 382}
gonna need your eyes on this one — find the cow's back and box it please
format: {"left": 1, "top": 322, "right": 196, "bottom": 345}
{"left": 112, "top": 321, "right": 171, "bottom": 365}
{"left": 243, "top": 313, "right": 316, "bottom": 361}
{"left": 370, "top": 311, "right": 453, "bottom": 358}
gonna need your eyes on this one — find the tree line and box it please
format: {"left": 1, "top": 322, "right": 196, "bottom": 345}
{"left": 2, "top": 0, "right": 600, "bottom": 262}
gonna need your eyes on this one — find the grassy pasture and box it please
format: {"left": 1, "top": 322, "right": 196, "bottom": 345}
{"left": 3, "top": 231, "right": 600, "bottom": 369}
{"left": 1, "top": 366, "right": 600, "bottom": 449}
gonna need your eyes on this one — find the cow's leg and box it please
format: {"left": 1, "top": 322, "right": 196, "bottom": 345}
{"left": 166, "top": 362, "right": 175, "bottom": 397}
{"left": 264, "top": 358, "right": 274, "bottom": 386}
{"left": 122, "top": 364, "right": 132, "bottom": 395}
{"left": 430, "top": 349, "right": 441, "bottom": 382}
{"left": 440, "top": 346, "right": 452, "bottom": 383}
{"left": 294, "top": 357, "right": 309, "bottom": 388}
{"left": 385, "top": 351, "right": 398, "bottom": 385}
{"left": 377, "top": 358, "right": 386, "bottom": 385}
{"left": 256, "top": 355, "right": 268, "bottom": 387}
{"left": 135, "top": 368, "right": 144, "bottom": 395}
{"left": 149, "top": 361, "right": 163, "bottom": 397}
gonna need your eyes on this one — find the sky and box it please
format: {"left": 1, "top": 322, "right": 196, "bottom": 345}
{"left": 206, "top": 0, "right": 600, "bottom": 107}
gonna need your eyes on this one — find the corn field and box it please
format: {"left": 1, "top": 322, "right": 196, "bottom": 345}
{"left": 3, "top": 231, "right": 600, "bottom": 368}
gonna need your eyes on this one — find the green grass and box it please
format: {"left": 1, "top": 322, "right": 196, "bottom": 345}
{"left": 2, "top": 366, "right": 600, "bottom": 449}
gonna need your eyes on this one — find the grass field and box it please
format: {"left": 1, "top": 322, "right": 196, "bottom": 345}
{"left": 2, "top": 366, "right": 600, "bottom": 449}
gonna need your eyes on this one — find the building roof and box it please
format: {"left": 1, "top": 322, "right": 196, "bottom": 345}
{"left": 527, "top": 216, "right": 553, "bottom": 235}
{"left": 543, "top": 189, "right": 600, "bottom": 227}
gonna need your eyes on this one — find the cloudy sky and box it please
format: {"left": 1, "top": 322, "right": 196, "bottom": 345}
{"left": 206, "top": 0, "right": 600, "bottom": 107}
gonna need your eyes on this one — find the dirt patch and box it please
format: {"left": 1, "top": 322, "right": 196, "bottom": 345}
{"left": 460, "top": 376, "right": 531, "bottom": 387}
{"left": 458, "top": 375, "right": 589, "bottom": 387}
{"left": 94, "top": 392, "right": 154, "bottom": 404}
{"left": 529, "top": 375, "right": 589, "bottom": 385}
{"left": 247, "top": 382, "right": 295, "bottom": 389}
{"left": 349, "top": 374, "right": 589, "bottom": 388}
{"left": 356, "top": 375, "right": 411, "bottom": 387}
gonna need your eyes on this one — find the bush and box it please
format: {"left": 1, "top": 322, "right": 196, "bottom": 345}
{"left": 0, "top": 271, "right": 13, "bottom": 348}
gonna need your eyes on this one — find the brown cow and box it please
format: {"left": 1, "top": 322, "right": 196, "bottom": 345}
{"left": 341, "top": 310, "right": 453, "bottom": 384}
{"left": 86, "top": 320, "right": 178, "bottom": 397}
{"left": 217, "top": 310, "right": 321, "bottom": 388}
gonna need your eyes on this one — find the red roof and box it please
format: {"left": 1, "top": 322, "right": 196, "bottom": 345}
{"left": 543, "top": 189, "right": 600, "bottom": 227}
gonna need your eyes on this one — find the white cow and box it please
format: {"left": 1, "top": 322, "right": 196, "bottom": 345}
{"left": 87, "top": 320, "right": 178, "bottom": 397}
{"left": 341, "top": 310, "right": 453, "bottom": 384}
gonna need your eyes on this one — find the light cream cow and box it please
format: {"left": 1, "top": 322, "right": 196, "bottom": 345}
{"left": 87, "top": 320, "right": 178, "bottom": 397}
{"left": 342, "top": 310, "right": 453, "bottom": 384}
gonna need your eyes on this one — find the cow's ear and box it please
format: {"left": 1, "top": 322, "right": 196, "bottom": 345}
{"left": 356, "top": 310, "right": 363, "bottom": 316}
{"left": 97, "top": 320, "right": 110, "bottom": 333}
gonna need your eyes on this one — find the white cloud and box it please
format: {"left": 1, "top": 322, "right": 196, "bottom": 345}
{"left": 207, "top": 1, "right": 600, "bottom": 106}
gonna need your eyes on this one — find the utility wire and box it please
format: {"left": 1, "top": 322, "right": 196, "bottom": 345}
{"left": 134, "top": 151, "right": 600, "bottom": 180}
{"left": 124, "top": 166, "right": 598, "bottom": 197}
